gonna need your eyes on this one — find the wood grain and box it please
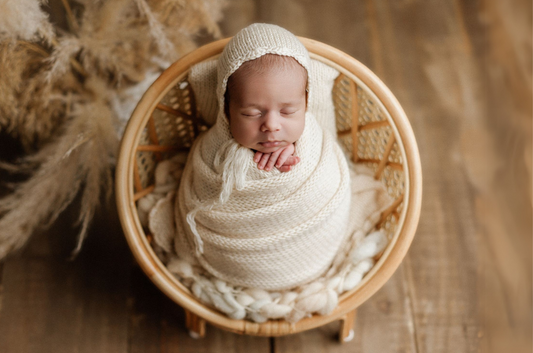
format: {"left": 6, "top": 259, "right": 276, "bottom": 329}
{"left": 274, "top": 267, "right": 417, "bottom": 353}
{"left": 0, "top": 0, "right": 530, "bottom": 352}
{"left": 127, "top": 266, "right": 270, "bottom": 353}
{"left": 0, "top": 204, "right": 132, "bottom": 353}
{"left": 459, "top": 0, "right": 532, "bottom": 352}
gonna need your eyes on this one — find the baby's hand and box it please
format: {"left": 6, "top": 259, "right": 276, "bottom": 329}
{"left": 254, "top": 144, "right": 300, "bottom": 172}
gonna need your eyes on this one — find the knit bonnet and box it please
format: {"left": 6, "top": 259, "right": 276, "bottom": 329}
{"left": 215, "top": 23, "right": 312, "bottom": 131}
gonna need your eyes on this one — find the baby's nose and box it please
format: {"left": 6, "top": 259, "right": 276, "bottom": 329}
{"left": 262, "top": 112, "right": 281, "bottom": 132}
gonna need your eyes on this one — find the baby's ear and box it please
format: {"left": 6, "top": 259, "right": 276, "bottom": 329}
{"left": 224, "top": 102, "right": 230, "bottom": 121}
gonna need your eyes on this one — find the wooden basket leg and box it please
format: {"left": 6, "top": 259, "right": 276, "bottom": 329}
{"left": 185, "top": 310, "right": 206, "bottom": 339}
{"left": 339, "top": 309, "right": 357, "bottom": 343}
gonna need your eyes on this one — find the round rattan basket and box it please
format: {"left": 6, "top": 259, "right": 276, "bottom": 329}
{"left": 116, "top": 37, "right": 422, "bottom": 342}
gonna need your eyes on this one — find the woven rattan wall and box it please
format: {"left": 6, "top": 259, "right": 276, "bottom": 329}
{"left": 116, "top": 37, "right": 422, "bottom": 337}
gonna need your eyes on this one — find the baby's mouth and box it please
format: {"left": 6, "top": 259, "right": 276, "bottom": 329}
{"left": 259, "top": 141, "right": 282, "bottom": 148}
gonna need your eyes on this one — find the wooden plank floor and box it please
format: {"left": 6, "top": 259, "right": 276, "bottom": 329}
{"left": 0, "top": 0, "right": 531, "bottom": 352}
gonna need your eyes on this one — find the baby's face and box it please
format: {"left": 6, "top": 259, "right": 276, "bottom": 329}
{"left": 227, "top": 65, "right": 307, "bottom": 153}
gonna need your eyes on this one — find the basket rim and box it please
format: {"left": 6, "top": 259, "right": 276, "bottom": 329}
{"left": 115, "top": 37, "right": 422, "bottom": 336}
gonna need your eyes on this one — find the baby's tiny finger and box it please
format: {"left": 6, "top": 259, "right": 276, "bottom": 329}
{"left": 258, "top": 153, "right": 270, "bottom": 169}
{"left": 265, "top": 155, "right": 278, "bottom": 171}
{"left": 254, "top": 152, "right": 263, "bottom": 163}
{"left": 283, "top": 156, "right": 299, "bottom": 166}
{"left": 275, "top": 155, "right": 287, "bottom": 168}
{"left": 279, "top": 165, "right": 291, "bottom": 173}
{"left": 276, "top": 148, "right": 293, "bottom": 168}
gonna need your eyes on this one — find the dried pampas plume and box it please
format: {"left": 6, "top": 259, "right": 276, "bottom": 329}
{"left": 0, "top": 0, "right": 225, "bottom": 259}
{"left": 0, "top": 0, "right": 55, "bottom": 42}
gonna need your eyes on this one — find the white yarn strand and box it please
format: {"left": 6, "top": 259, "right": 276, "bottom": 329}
{"left": 185, "top": 138, "right": 250, "bottom": 256}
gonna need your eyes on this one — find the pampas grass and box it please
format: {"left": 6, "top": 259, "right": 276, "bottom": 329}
{"left": 0, "top": 39, "right": 72, "bottom": 149}
{"left": 0, "top": 0, "right": 55, "bottom": 42}
{"left": 0, "top": 0, "right": 225, "bottom": 259}
{"left": 0, "top": 82, "right": 116, "bottom": 258}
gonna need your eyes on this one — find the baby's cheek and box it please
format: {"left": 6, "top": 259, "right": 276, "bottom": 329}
{"left": 230, "top": 120, "right": 257, "bottom": 147}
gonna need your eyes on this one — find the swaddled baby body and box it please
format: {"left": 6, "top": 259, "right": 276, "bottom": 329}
{"left": 173, "top": 23, "right": 353, "bottom": 291}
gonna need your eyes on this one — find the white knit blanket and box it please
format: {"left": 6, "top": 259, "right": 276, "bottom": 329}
{"left": 173, "top": 111, "right": 353, "bottom": 291}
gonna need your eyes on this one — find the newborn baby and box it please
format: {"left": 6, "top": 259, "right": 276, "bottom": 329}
{"left": 173, "top": 23, "right": 354, "bottom": 291}
{"left": 225, "top": 53, "right": 305, "bottom": 173}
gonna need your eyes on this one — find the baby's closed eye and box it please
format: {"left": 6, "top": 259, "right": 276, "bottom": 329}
{"left": 280, "top": 108, "right": 299, "bottom": 115}
{"left": 241, "top": 110, "right": 262, "bottom": 117}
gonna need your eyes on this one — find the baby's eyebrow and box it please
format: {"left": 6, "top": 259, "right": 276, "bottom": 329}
{"left": 238, "top": 101, "right": 301, "bottom": 109}
{"left": 239, "top": 103, "right": 261, "bottom": 109}
{"left": 279, "top": 102, "right": 299, "bottom": 107}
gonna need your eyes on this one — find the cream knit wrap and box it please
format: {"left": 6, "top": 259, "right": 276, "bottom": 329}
{"left": 174, "top": 24, "right": 351, "bottom": 290}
